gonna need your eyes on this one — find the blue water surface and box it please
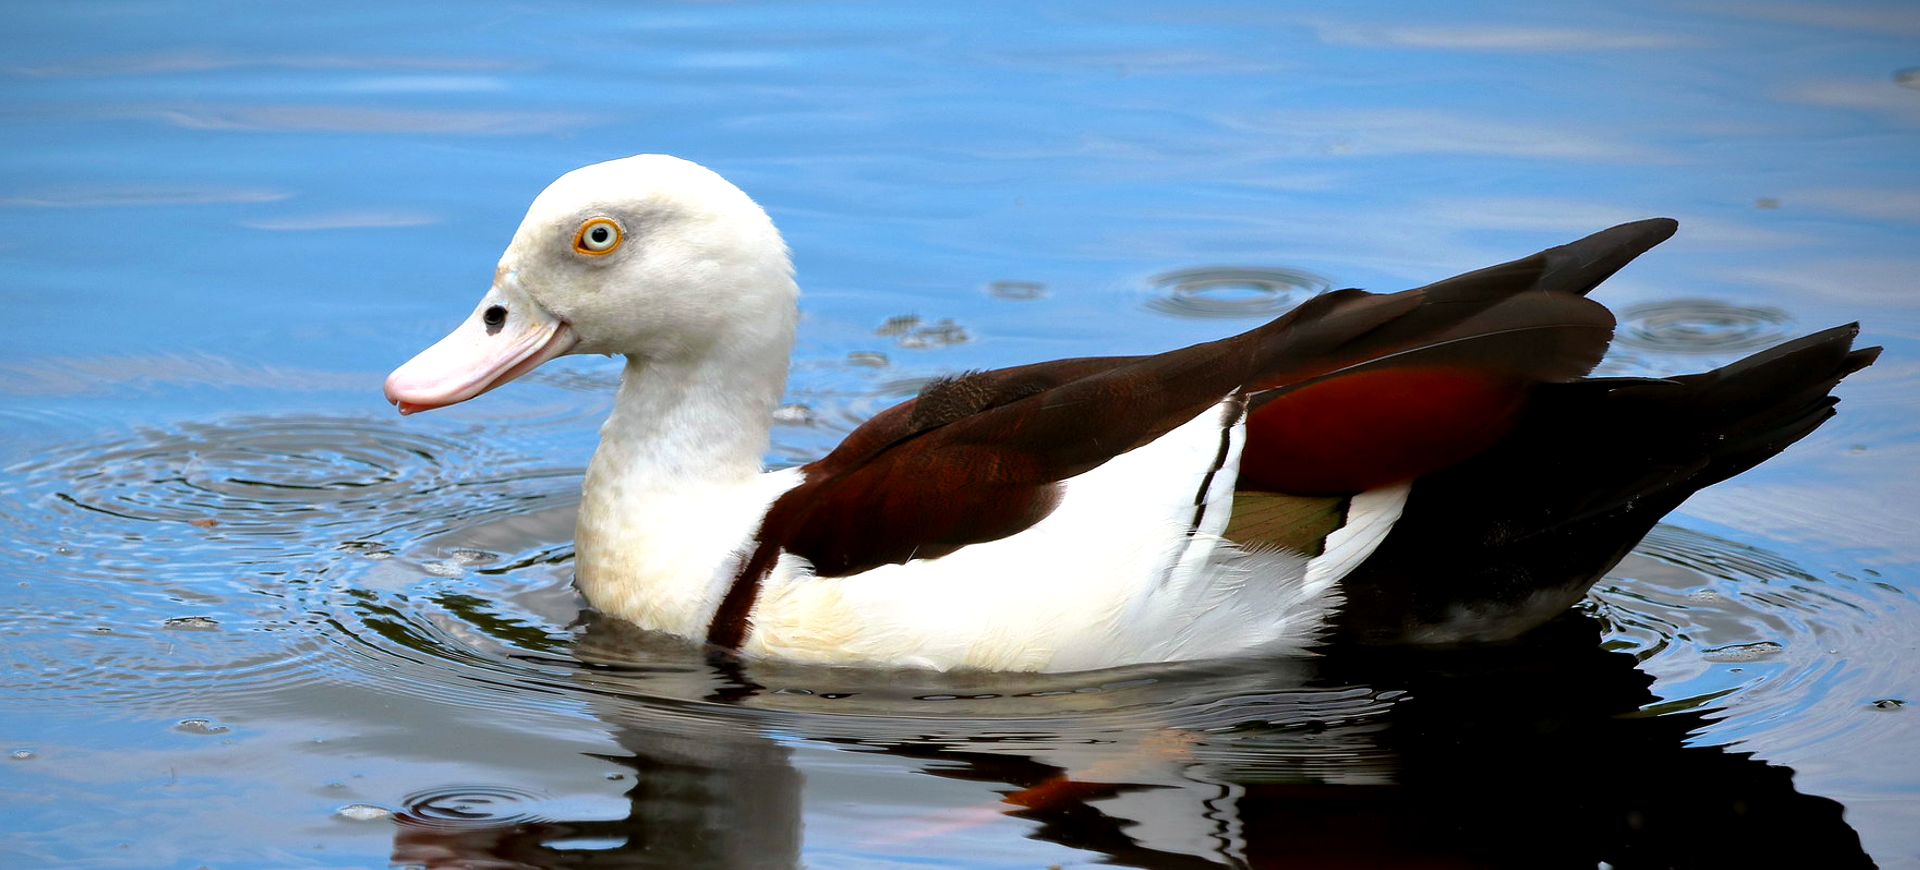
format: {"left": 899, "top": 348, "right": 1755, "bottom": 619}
{"left": 3, "top": 2, "right": 1918, "bottom": 868}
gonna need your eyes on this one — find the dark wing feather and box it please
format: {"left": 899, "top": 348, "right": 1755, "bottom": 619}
{"left": 1235, "top": 220, "right": 1677, "bottom": 493}
{"left": 1405, "top": 217, "right": 1676, "bottom": 305}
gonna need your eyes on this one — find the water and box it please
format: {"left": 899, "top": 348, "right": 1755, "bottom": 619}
{"left": 3, "top": 1, "right": 1917, "bottom": 866}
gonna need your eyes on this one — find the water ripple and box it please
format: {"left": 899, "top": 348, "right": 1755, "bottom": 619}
{"left": 1613, "top": 298, "right": 1794, "bottom": 355}
{"left": 0, "top": 605, "right": 334, "bottom": 713}
{"left": 1140, "top": 266, "right": 1329, "bottom": 319}
{"left": 5, "top": 414, "right": 576, "bottom": 555}
{"left": 397, "top": 785, "right": 559, "bottom": 828}
{"left": 1589, "top": 523, "right": 1908, "bottom": 755}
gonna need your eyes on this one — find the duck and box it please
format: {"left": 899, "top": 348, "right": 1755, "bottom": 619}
{"left": 384, "top": 154, "right": 1878, "bottom": 672}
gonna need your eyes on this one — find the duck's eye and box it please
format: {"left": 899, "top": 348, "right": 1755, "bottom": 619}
{"left": 573, "top": 217, "right": 622, "bottom": 256}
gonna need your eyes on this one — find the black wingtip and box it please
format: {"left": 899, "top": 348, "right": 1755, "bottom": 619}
{"left": 1828, "top": 323, "right": 1884, "bottom": 377}
{"left": 1408, "top": 218, "right": 1681, "bottom": 306}
{"left": 1534, "top": 218, "right": 1679, "bottom": 298}
{"left": 1844, "top": 345, "right": 1884, "bottom": 377}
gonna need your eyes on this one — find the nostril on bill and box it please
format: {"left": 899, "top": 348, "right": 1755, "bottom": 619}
{"left": 483, "top": 305, "right": 507, "bottom": 335}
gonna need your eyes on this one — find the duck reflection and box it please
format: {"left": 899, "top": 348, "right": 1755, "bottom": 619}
{"left": 388, "top": 611, "right": 1870, "bottom": 870}
{"left": 389, "top": 629, "right": 804, "bottom": 868}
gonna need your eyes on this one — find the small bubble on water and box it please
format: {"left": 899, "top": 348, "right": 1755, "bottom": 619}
{"left": 771, "top": 403, "right": 816, "bottom": 426}
{"left": 163, "top": 616, "right": 220, "bottom": 630}
{"left": 988, "top": 279, "right": 1047, "bottom": 300}
{"left": 420, "top": 560, "right": 464, "bottom": 577}
{"left": 174, "top": 718, "right": 230, "bottom": 736}
{"left": 338, "top": 541, "right": 394, "bottom": 559}
{"left": 10, "top": 749, "right": 35, "bottom": 760}
{"left": 335, "top": 803, "right": 392, "bottom": 821}
{"left": 875, "top": 314, "right": 922, "bottom": 336}
{"left": 1701, "top": 641, "right": 1785, "bottom": 662}
{"left": 605, "top": 772, "right": 625, "bottom": 781}
{"left": 447, "top": 549, "right": 497, "bottom": 565}
{"left": 1871, "top": 698, "right": 1906, "bottom": 711}
{"left": 894, "top": 318, "right": 969, "bottom": 349}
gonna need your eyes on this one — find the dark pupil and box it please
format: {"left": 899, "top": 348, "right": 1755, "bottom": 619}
{"left": 590, "top": 226, "right": 609, "bottom": 244}
{"left": 483, "top": 305, "right": 507, "bottom": 334}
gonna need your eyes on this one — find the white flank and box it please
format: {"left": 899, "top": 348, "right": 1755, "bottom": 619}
{"left": 744, "top": 404, "right": 1411, "bottom": 671}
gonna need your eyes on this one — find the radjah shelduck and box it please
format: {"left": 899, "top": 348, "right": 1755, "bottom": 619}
{"left": 384, "top": 155, "right": 1878, "bottom": 672}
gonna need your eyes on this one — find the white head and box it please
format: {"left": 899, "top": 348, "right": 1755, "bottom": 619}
{"left": 384, "top": 155, "right": 798, "bottom": 413}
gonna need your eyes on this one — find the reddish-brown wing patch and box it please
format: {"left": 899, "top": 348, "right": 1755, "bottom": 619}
{"left": 1241, "top": 366, "right": 1529, "bottom": 494}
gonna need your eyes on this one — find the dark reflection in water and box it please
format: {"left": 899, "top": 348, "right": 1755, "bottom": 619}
{"left": 377, "top": 614, "right": 1869, "bottom": 870}
{"left": 393, "top": 686, "right": 804, "bottom": 869}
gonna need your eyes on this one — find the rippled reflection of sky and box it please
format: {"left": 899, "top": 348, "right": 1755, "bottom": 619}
{"left": 6, "top": 0, "right": 1914, "bottom": 526}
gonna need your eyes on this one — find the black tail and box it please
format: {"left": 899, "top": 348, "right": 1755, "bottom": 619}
{"left": 1651, "top": 324, "right": 1880, "bottom": 487}
{"left": 1327, "top": 324, "right": 1880, "bottom": 646}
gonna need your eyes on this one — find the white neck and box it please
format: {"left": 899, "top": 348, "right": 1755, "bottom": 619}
{"left": 572, "top": 311, "right": 798, "bottom": 639}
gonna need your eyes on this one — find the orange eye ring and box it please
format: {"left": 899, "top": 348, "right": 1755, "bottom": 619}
{"left": 573, "top": 217, "right": 622, "bottom": 255}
